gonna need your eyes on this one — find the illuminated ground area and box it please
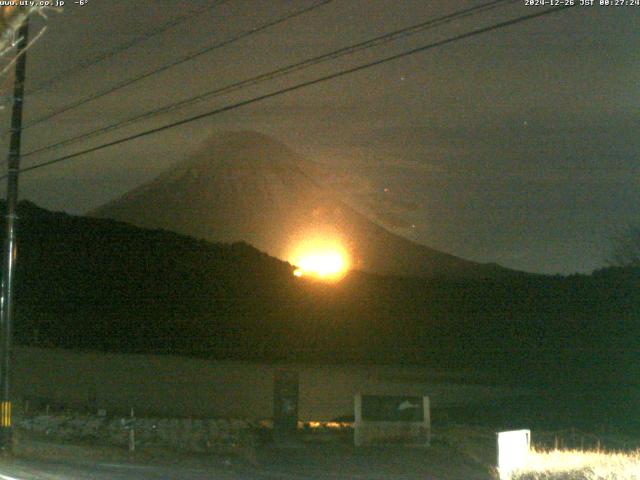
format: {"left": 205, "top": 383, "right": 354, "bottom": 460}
{"left": 509, "top": 449, "right": 640, "bottom": 480}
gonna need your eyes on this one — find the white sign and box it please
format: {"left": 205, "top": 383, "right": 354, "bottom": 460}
{"left": 497, "top": 429, "right": 531, "bottom": 479}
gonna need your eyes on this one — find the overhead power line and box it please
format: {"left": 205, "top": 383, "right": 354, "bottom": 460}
{"left": 24, "top": 0, "right": 231, "bottom": 97}
{"left": 5, "top": 4, "right": 574, "bottom": 180}
{"left": 22, "top": 0, "right": 517, "bottom": 160}
{"left": 17, "top": 0, "right": 334, "bottom": 133}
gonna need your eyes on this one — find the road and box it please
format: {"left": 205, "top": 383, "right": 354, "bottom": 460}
{"left": 0, "top": 457, "right": 251, "bottom": 480}
{"left": 0, "top": 458, "right": 445, "bottom": 480}
{"left": 0, "top": 441, "right": 492, "bottom": 479}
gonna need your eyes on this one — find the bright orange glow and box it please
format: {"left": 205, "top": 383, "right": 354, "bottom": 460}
{"left": 297, "top": 252, "right": 345, "bottom": 277}
{"left": 289, "top": 237, "right": 350, "bottom": 281}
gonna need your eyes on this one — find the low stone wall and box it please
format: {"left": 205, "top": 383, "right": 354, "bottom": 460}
{"left": 14, "top": 413, "right": 256, "bottom": 453}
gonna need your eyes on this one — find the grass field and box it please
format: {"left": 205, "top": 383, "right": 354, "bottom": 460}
{"left": 507, "top": 448, "right": 640, "bottom": 480}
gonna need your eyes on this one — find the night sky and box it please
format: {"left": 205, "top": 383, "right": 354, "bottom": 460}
{"left": 0, "top": 0, "right": 638, "bottom": 275}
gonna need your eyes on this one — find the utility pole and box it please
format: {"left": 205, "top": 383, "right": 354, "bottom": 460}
{"left": 0, "top": 17, "right": 29, "bottom": 452}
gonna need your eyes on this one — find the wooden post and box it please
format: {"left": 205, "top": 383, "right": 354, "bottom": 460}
{"left": 128, "top": 407, "right": 135, "bottom": 453}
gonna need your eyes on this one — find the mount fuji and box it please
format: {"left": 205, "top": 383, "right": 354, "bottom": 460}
{"left": 89, "top": 131, "right": 515, "bottom": 278}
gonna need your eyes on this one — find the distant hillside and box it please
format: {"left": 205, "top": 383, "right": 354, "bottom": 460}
{"left": 89, "top": 131, "right": 516, "bottom": 279}
{"left": 3, "top": 202, "right": 639, "bottom": 395}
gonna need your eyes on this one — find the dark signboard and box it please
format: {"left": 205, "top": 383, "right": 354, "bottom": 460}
{"left": 273, "top": 370, "right": 299, "bottom": 440}
{"left": 361, "top": 395, "right": 424, "bottom": 422}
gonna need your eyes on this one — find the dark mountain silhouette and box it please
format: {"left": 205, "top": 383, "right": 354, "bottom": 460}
{"left": 4, "top": 201, "right": 638, "bottom": 373}
{"left": 3, "top": 201, "right": 640, "bottom": 429}
{"left": 89, "top": 131, "right": 516, "bottom": 278}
